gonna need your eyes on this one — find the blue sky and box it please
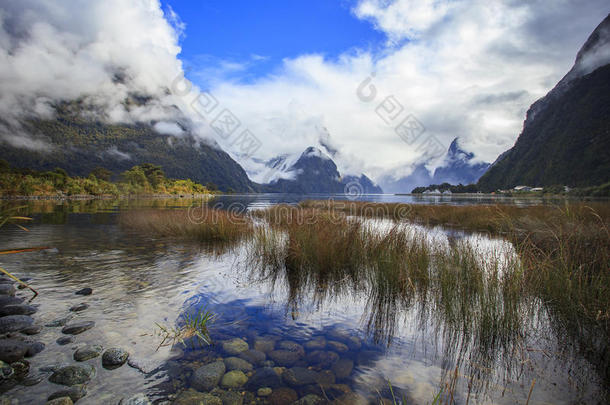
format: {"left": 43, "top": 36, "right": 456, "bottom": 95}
{"left": 162, "top": 0, "right": 386, "bottom": 84}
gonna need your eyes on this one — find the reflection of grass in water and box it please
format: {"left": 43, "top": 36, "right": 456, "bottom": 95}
{"left": 155, "top": 307, "right": 215, "bottom": 351}
{"left": 249, "top": 203, "right": 610, "bottom": 396}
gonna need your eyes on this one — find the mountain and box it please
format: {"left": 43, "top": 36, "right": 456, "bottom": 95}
{"left": 478, "top": 14, "right": 610, "bottom": 191}
{"left": 260, "top": 147, "right": 383, "bottom": 194}
{"left": 0, "top": 102, "right": 256, "bottom": 192}
{"left": 380, "top": 138, "right": 490, "bottom": 193}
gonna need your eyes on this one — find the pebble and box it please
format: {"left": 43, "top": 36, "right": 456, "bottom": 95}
{"left": 327, "top": 340, "right": 349, "bottom": 353}
{"left": 268, "top": 350, "right": 302, "bottom": 366}
{"left": 0, "top": 339, "right": 29, "bottom": 363}
{"left": 253, "top": 336, "right": 276, "bottom": 353}
{"left": 173, "top": 389, "right": 221, "bottom": 405}
{"left": 20, "top": 324, "right": 43, "bottom": 335}
{"left": 69, "top": 303, "right": 89, "bottom": 312}
{"left": 268, "top": 387, "right": 298, "bottom": 405}
{"left": 222, "top": 338, "right": 249, "bottom": 355}
{"left": 282, "top": 367, "right": 318, "bottom": 387}
{"left": 25, "top": 341, "right": 45, "bottom": 357}
{"left": 0, "top": 304, "right": 37, "bottom": 317}
{"left": 47, "top": 397, "right": 73, "bottom": 405}
{"left": 220, "top": 370, "right": 248, "bottom": 388}
{"left": 101, "top": 348, "right": 129, "bottom": 369}
{"left": 56, "top": 336, "right": 75, "bottom": 346}
{"left": 48, "top": 384, "right": 87, "bottom": 403}
{"left": 46, "top": 315, "right": 73, "bottom": 327}
{"left": 61, "top": 321, "right": 95, "bottom": 335}
{"left": 73, "top": 345, "right": 103, "bottom": 361}
{"left": 245, "top": 367, "right": 281, "bottom": 390}
{"left": 257, "top": 387, "right": 272, "bottom": 397}
{"left": 331, "top": 358, "right": 354, "bottom": 379}
{"left": 49, "top": 365, "right": 95, "bottom": 386}
{"left": 223, "top": 356, "right": 253, "bottom": 372}
{"left": 190, "top": 361, "right": 225, "bottom": 391}
{"left": 238, "top": 349, "right": 266, "bottom": 365}
{"left": 0, "top": 315, "right": 34, "bottom": 333}
{"left": 0, "top": 296, "right": 23, "bottom": 307}
{"left": 74, "top": 288, "right": 92, "bottom": 296}
{"left": 0, "top": 284, "right": 16, "bottom": 296}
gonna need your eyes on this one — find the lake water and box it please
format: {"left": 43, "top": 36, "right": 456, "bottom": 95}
{"left": 0, "top": 195, "right": 606, "bottom": 404}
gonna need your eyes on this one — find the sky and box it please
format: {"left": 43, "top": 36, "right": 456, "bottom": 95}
{"left": 1, "top": 0, "right": 609, "bottom": 182}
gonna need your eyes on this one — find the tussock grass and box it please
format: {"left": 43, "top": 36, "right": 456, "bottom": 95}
{"left": 120, "top": 207, "right": 253, "bottom": 244}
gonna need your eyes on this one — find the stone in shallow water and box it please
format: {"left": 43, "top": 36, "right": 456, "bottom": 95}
{"left": 245, "top": 367, "right": 281, "bottom": 390}
{"left": 61, "top": 321, "right": 95, "bottom": 335}
{"left": 220, "top": 390, "right": 243, "bottom": 405}
{"left": 0, "top": 284, "right": 16, "bottom": 296}
{"left": 253, "top": 336, "right": 276, "bottom": 353}
{"left": 47, "top": 397, "right": 73, "bottom": 405}
{"left": 25, "top": 341, "right": 45, "bottom": 357}
{"left": 69, "top": 303, "right": 89, "bottom": 312}
{"left": 0, "top": 339, "right": 29, "bottom": 363}
{"left": 49, "top": 365, "right": 95, "bottom": 386}
{"left": 327, "top": 340, "right": 349, "bottom": 353}
{"left": 0, "top": 296, "right": 23, "bottom": 307}
{"left": 257, "top": 387, "right": 272, "bottom": 397}
{"left": 127, "top": 357, "right": 158, "bottom": 374}
{"left": 0, "top": 315, "right": 34, "bottom": 333}
{"left": 282, "top": 367, "right": 319, "bottom": 387}
{"left": 56, "top": 336, "right": 75, "bottom": 346}
{"left": 268, "top": 387, "right": 298, "bottom": 405}
{"left": 48, "top": 384, "right": 87, "bottom": 403}
{"left": 101, "top": 348, "right": 129, "bottom": 368}
{"left": 74, "top": 288, "right": 92, "bottom": 296}
{"left": 306, "top": 350, "right": 339, "bottom": 368}
{"left": 331, "top": 358, "right": 354, "bottom": 379}
{"left": 293, "top": 394, "right": 324, "bottom": 405}
{"left": 0, "top": 360, "right": 14, "bottom": 379}
{"left": 46, "top": 315, "right": 73, "bottom": 327}
{"left": 238, "top": 349, "right": 266, "bottom": 365}
{"left": 173, "top": 389, "right": 221, "bottom": 405}
{"left": 20, "top": 324, "right": 43, "bottom": 335}
{"left": 268, "top": 350, "right": 302, "bottom": 366}
{"left": 191, "top": 361, "right": 225, "bottom": 391}
{"left": 0, "top": 304, "right": 37, "bottom": 317}
{"left": 223, "top": 356, "right": 253, "bottom": 372}
{"left": 222, "top": 338, "right": 249, "bottom": 355}
{"left": 304, "top": 336, "right": 327, "bottom": 351}
{"left": 73, "top": 345, "right": 103, "bottom": 361}
{"left": 220, "top": 370, "right": 248, "bottom": 388}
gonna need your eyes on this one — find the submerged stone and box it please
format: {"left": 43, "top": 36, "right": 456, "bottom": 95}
{"left": 69, "top": 303, "right": 89, "bottom": 312}
{"left": 61, "top": 321, "right": 95, "bottom": 335}
{"left": 238, "top": 349, "right": 266, "bottom": 365}
{"left": 245, "top": 367, "right": 281, "bottom": 390}
{"left": 56, "top": 336, "right": 75, "bottom": 346}
{"left": 0, "top": 304, "right": 37, "bottom": 317}
{"left": 191, "top": 361, "right": 225, "bottom": 391}
{"left": 222, "top": 338, "right": 249, "bottom": 355}
{"left": 268, "top": 387, "right": 297, "bottom": 405}
{"left": 119, "top": 393, "right": 151, "bottom": 405}
{"left": 220, "top": 370, "right": 248, "bottom": 388}
{"left": 102, "top": 348, "right": 129, "bottom": 368}
{"left": 223, "top": 356, "right": 253, "bottom": 372}
{"left": 47, "top": 397, "right": 73, "bottom": 405}
{"left": 0, "top": 315, "right": 34, "bottom": 333}
{"left": 49, "top": 365, "right": 95, "bottom": 386}
{"left": 20, "top": 324, "right": 43, "bottom": 335}
{"left": 46, "top": 315, "right": 73, "bottom": 327}
{"left": 73, "top": 345, "right": 103, "bottom": 362}
{"left": 48, "top": 384, "right": 87, "bottom": 403}
{"left": 0, "top": 339, "right": 29, "bottom": 363}
{"left": 282, "top": 367, "right": 318, "bottom": 387}
{"left": 0, "top": 284, "right": 16, "bottom": 296}
{"left": 75, "top": 288, "right": 92, "bottom": 296}
{"left": 268, "top": 350, "right": 302, "bottom": 366}
{"left": 173, "top": 389, "right": 221, "bottom": 405}
{"left": 331, "top": 358, "right": 354, "bottom": 379}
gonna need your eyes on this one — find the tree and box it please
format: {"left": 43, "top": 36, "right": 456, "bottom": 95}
{"left": 90, "top": 167, "right": 112, "bottom": 182}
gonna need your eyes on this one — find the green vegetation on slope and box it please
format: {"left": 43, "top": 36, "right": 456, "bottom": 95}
{"left": 0, "top": 160, "right": 212, "bottom": 196}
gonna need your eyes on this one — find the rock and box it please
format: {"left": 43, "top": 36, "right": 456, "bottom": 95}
{"left": 282, "top": 367, "right": 318, "bottom": 387}
{"left": 46, "top": 315, "right": 73, "bottom": 327}
{"left": 331, "top": 358, "right": 353, "bottom": 379}
{"left": 0, "top": 360, "right": 14, "bottom": 379}
{"left": 61, "top": 321, "right": 95, "bottom": 335}
{"left": 48, "top": 385, "right": 87, "bottom": 403}
{"left": 328, "top": 329, "right": 362, "bottom": 350}
{"left": 47, "top": 397, "right": 73, "bottom": 405}
{"left": 0, "top": 315, "right": 34, "bottom": 333}
{"left": 20, "top": 324, "right": 43, "bottom": 335}
{"left": 223, "top": 357, "right": 253, "bottom": 372}
{"left": 315, "top": 369, "right": 336, "bottom": 385}
{"left": 238, "top": 349, "right": 266, "bottom": 365}
{"left": 293, "top": 394, "right": 324, "bottom": 405}
{"left": 21, "top": 373, "right": 45, "bottom": 386}
{"left": 191, "top": 361, "right": 225, "bottom": 391}
{"left": 220, "top": 390, "right": 243, "bottom": 405}
{"left": 56, "top": 336, "right": 75, "bottom": 346}
{"left": 173, "top": 389, "right": 222, "bottom": 405}
{"left": 0, "top": 284, "right": 15, "bottom": 296}
{"left": 69, "top": 303, "right": 89, "bottom": 312}
{"left": 257, "top": 387, "right": 272, "bottom": 397}
{"left": 73, "top": 345, "right": 103, "bottom": 361}
{"left": 102, "top": 348, "right": 129, "bottom": 368}
{"left": 220, "top": 370, "right": 247, "bottom": 388}
{"left": 245, "top": 367, "right": 281, "bottom": 390}
{"left": 119, "top": 393, "right": 151, "bottom": 405}
{"left": 327, "top": 341, "right": 349, "bottom": 353}
{"left": 277, "top": 341, "right": 305, "bottom": 356}
{"left": 306, "top": 351, "right": 339, "bottom": 368}
{"left": 253, "top": 336, "right": 275, "bottom": 353}
{"left": 25, "top": 341, "right": 45, "bottom": 357}
{"left": 268, "top": 387, "right": 297, "bottom": 405}
{"left": 0, "top": 339, "right": 29, "bottom": 363}
{"left": 127, "top": 357, "right": 158, "bottom": 374}
{"left": 325, "top": 384, "right": 352, "bottom": 399}
{"left": 11, "top": 359, "right": 29, "bottom": 377}
{"left": 268, "top": 350, "right": 302, "bottom": 367}
{"left": 49, "top": 365, "right": 95, "bottom": 386}
{"left": 75, "top": 288, "right": 92, "bottom": 296}
{"left": 0, "top": 296, "right": 23, "bottom": 307}
{"left": 304, "top": 336, "right": 327, "bottom": 351}
{"left": 222, "top": 338, "right": 249, "bottom": 355}
{"left": 0, "top": 304, "right": 37, "bottom": 317}
{"left": 40, "top": 363, "right": 64, "bottom": 373}
{"left": 356, "top": 350, "right": 379, "bottom": 366}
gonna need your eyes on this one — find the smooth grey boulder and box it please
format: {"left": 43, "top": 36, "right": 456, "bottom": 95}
{"left": 61, "top": 321, "right": 95, "bottom": 335}
{"left": 74, "top": 345, "right": 103, "bottom": 362}
{"left": 48, "top": 384, "right": 87, "bottom": 403}
{"left": 190, "top": 361, "right": 226, "bottom": 391}
{"left": 0, "top": 339, "right": 29, "bottom": 363}
{"left": 49, "top": 365, "right": 95, "bottom": 386}
{"left": 101, "top": 348, "right": 129, "bottom": 369}
{"left": 0, "top": 315, "right": 34, "bottom": 333}
{"left": 0, "top": 304, "right": 37, "bottom": 317}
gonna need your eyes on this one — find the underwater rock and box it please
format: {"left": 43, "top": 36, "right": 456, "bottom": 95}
{"left": 56, "top": 336, "right": 75, "bottom": 346}
{"left": 74, "top": 288, "right": 92, "bottom": 296}
{"left": 73, "top": 345, "right": 103, "bottom": 361}
{"left": 25, "top": 341, "right": 45, "bottom": 357}
{"left": 327, "top": 341, "right": 349, "bottom": 353}
{"left": 48, "top": 384, "right": 87, "bottom": 403}
{"left": 102, "top": 348, "right": 129, "bottom": 368}
{"left": 46, "top": 397, "right": 73, "bottom": 405}
{"left": 293, "top": 394, "right": 324, "bottom": 405}
{"left": 277, "top": 340, "right": 305, "bottom": 356}
{"left": 304, "top": 336, "right": 327, "bottom": 351}
{"left": 0, "top": 315, "right": 34, "bottom": 333}
{"left": 257, "top": 387, "right": 272, "bottom": 397}
{"left": 306, "top": 350, "right": 339, "bottom": 368}
{"left": 119, "top": 393, "right": 151, "bottom": 405}
{"left": 61, "top": 321, "right": 95, "bottom": 335}
{"left": 173, "top": 389, "right": 221, "bottom": 405}
{"left": 20, "top": 324, "right": 42, "bottom": 335}
{"left": 220, "top": 390, "right": 243, "bottom": 405}
{"left": 49, "top": 365, "right": 95, "bottom": 386}
{"left": 331, "top": 358, "right": 354, "bottom": 379}
{"left": 69, "top": 303, "right": 89, "bottom": 312}
{"left": 46, "top": 315, "right": 73, "bottom": 327}
{"left": 282, "top": 367, "right": 318, "bottom": 387}
{"left": 253, "top": 336, "right": 276, "bottom": 353}
{"left": 220, "top": 370, "right": 248, "bottom": 388}
{"left": 0, "top": 304, "right": 37, "bottom": 317}
{"left": 245, "top": 367, "right": 281, "bottom": 390}
{"left": 0, "top": 339, "right": 29, "bottom": 363}
{"left": 238, "top": 349, "right": 266, "bottom": 365}
{"left": 222, "top": 338, "right": 249, "bottom": 355}
{"left": 223, "top": 356, "right": 253, "bottom": 372}
{"left": 268, "top": 387, "right": 297, "bottom": 405}
{"left": 191, "top": 361, "right": 225, "bottom": 391}
{"left": 268, "top": 350, "right": 302, "bottom": 367}
{"left": 0, "top": 284, "right": 16, "bottom": 296}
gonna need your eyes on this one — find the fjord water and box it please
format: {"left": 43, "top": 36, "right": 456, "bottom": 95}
{"left": 0, "top": 196, "right": 606, "bottom": 404}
